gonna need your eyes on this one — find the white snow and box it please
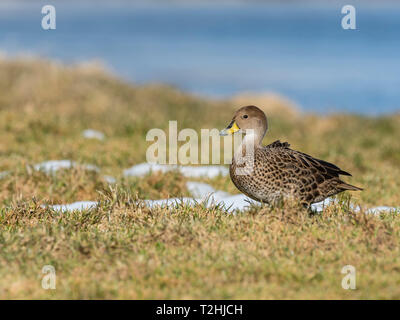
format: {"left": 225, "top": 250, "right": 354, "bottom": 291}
{"left": 310, "top": 198, "right": 336, "bottom": 213}
{"left": 0, "top": 171, "right": 9, "bottom": 179}
{"left": 39, "top": 164, "right": 398, "bottom": 215}
{"left": 209, "top": 193, "right": 257, "bottom": 212}
{"left": 365, "top": 206, "right": 400, "bottom": 215}
{"left": 82, "top": 129, "right": 105, "bottom": 140}
{"left": 50, "top": 201, "right": 98, "bottom": 213}
{"left": 311, "top": 198, "right": 399, "bottom": 215}
{"left": 33, "top": 160, "right": 100, "bottom": 174}
{"left": 141, "top": 181, "right": 255, "bottom": 213}
{"left": 102, "top": 175, "right": 116, "bottom": 184}
{"left": 185, "top": 181, "right": 230, "bottom": 199}
{"left": 184, "top": 181, "right": 255, "bottom": 212}
{"left": 46, "top": 186, "right": 399, "bottom": 214}
{"left": 186, "top": 181, "right": 216, "bottom": 198}
{"left": 123, "top": 163, "right": 172, "bottom": 176}
{"left": 144, "top": 197, "right": 198, "bottom": 209}
{"left": 123, "top": 163, "right": 229, "bottom": 178}
{"left": 47, "top": 190, "right": 399, "bottom": 215}
{"left": 142, "top": 193, "right": 255, "bottom": 213}
{"left": 179, "top": 165, "right": 229, "bottom": 178}
{"left": 142, "top": 182, "right": 251, "bottom": 213}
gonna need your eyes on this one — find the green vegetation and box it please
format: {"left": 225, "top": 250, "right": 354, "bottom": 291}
{"left": 0, "top": 57, "right": 399, "bottom": 299}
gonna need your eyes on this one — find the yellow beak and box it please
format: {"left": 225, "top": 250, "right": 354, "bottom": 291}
{"left": 219, "top": 121, "right": 240, "bottom": 136}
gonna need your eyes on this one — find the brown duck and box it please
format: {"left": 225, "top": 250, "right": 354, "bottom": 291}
{"left": 220, "top": 105, "right": 362, "bottom": 205}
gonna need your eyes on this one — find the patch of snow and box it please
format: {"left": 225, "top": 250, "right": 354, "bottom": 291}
{"left": 123, "top": 163, "right": 229, "bottom": 178}
{"left": 45, "top": 191, "right": 400, "bottom": 215}
{"left": 365, "top": 206, "right": 399, "bottom": 215}
{"left": 123, "top": 163, "right": 172, "bottom": 177}
{"left": 311, "top": 199, "right": 399, "bottom": 215}
{"left": 50, "top": 201, "right": 98, "bottom": 213}
{"left": 38, "top": 157, "right": 398, "bottom": 215}
{"left": 310, "top": 198, "right": 336, "bottom": 213}
{"left": 144, "top": 197, "right": 198, "bottom": 209}
{"left": 209, "top": 194, "right": 257, "bottom": 212}
{"left": 33, "top": 160, "right": 100, "bottom": 174}
{"left": 186, "top": 181, "right": 230, "bottom": 199}
{"left": 103, "top": 175, "right": 116, "bottom": 184}
{"left": 143, "top": 193, "right": 257, "bottom": 213}
{"left": 186, "top": 181, "right": 216, "bottom": 198}
{"left": 82, "top": 129, "right": 105, "bottom": 140}
{"left": 144, "top": 181, "right": 256, "bottom": 213}
{"left": 179, "top": 165, "right": 229, "bottom": 178}
{"left": 184, "top": 181, "right": 247, "bottom": 212}
{"left": 0, "top": 171, "right": 9, "bottom": 179}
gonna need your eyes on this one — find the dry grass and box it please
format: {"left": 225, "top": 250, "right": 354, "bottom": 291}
{"left": 0, "top": 58, "right": 399, "bottom": 299}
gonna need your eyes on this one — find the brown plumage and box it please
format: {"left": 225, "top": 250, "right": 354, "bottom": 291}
{"left": 220, "top": 105, "right": 362, "bottom": 205}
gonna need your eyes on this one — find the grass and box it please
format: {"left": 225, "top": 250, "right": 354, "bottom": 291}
{"left": 0, "top": 57, "right": 400, "bottom": 299}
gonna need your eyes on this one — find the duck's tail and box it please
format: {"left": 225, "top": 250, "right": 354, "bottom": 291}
{"left": 339, "top": 182, "right": 363, "bottom": 191}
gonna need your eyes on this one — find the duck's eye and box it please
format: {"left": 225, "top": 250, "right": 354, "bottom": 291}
{"left": 243, "top": 115, "right": 248, "bottom": 119}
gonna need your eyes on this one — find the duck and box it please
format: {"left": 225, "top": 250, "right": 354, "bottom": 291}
{"left": 220, "top": 105, "right": 362, "bottom": 206}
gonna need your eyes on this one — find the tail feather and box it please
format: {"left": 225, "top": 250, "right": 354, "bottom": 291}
{"left": 339, "top": 182, "right": 363, "bottom": 191}
{"left": 338, "top": 170, "right": 352, "bottom": 177}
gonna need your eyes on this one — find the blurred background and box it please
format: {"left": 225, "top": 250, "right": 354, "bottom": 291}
{"left": 0, "top": 0, "right": 399, "bottom": 114}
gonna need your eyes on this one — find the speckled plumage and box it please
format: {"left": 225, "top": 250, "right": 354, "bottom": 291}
{"left": 221, "top": 106, "right": 362, "bottom": 206}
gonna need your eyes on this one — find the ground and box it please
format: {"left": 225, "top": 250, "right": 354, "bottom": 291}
{"left": 0, "top": 57, "right": 399, "bottom": 299}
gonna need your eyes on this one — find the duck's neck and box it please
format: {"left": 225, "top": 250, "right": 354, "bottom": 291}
{"left": 234, "top": 130, "right": 264, "bottom": 162}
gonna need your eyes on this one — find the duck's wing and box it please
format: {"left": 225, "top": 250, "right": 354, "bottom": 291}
{"left": 265, "top": 140, "right": 291, "bottom": 149}
{"left": 264, "top": 140, "right": 362, "bottom": 191}
{"left": 295, "top": 150, "right": 352, "bottom": 177}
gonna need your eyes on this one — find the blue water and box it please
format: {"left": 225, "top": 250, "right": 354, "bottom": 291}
{"left": 0, "top": 1, "right": 399, "bottom": 114}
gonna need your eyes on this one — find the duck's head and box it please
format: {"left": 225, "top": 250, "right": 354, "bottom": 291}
{"left": 220, "top": 105, "right": 268, "bottom": 143}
